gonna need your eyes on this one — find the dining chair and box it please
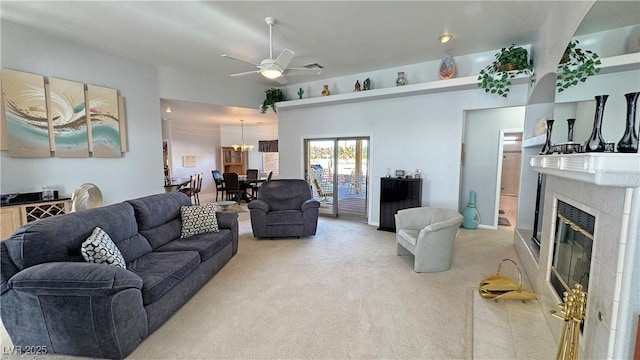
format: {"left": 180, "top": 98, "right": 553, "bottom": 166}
{"left": 266, "top": 171, "right": 273, "bottom": 181}
{"left": 246, "top": 169, "right": 260, "bottom": 199}
{"left": 211, "top": 170, "right": 226, "bottom": 201}
{"left": 194, "top": 173, "right": 203, "bottom": 205}
{"left": 179, "top": 174, "right": 199, "bottom": 204}
{"left": 222, "top": 172, "right": 240, "bottom": 203}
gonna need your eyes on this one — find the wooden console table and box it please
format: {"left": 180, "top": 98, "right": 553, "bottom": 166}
{"left": 1, "top": 198, "right": 70, "bottom": 239}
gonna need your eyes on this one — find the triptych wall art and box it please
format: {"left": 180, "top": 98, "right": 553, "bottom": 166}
{"left": 1, "top": 68, "right": 128, "bottom": 158}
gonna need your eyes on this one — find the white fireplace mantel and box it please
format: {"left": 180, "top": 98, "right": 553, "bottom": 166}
{"left": 530, "top": 153, "right": 640, "bottom": 187}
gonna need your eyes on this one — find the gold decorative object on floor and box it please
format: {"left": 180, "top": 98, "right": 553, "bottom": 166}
{"left": 551, "top": 284, "right": 587, "bottom": 360}
{"left": 479, "top": 258, "right": 537, "bottom": 302}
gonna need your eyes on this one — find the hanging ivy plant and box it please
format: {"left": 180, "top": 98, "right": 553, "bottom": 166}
{"left": 261, "top": 88, "right": 286, "bottom": 114}
{"left": 556, "top": 40, "right": 601, "bottom": 92}
{"left": 477, "top": 44, "right": 534, "bottom": 97}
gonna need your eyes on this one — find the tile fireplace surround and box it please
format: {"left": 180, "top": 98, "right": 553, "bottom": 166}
{"left": 519, "top": 153, "right": 640, "bottom": 359}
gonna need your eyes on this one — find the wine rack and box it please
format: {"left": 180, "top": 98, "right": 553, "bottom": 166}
{"left": 23, "top": 201, "right": 68, "bottom": 223}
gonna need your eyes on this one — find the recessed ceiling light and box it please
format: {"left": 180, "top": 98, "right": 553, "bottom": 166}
{"left": 439, "top": 33, "right": 454, "bottom": 44}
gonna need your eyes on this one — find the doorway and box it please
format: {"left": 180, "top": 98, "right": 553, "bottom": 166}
{"left": 496, "top": 131, "right": 522, "bottom": 230}
{"left": 460, "top": 106, "right": 525, "bottom": 229}
{"left": 304, "top": 138, "right": 369, "bottom": 221}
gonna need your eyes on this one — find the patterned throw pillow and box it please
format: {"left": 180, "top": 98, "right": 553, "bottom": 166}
{"left": 81, "top": 227, "right": 126, "bottom": 269}
{"left": 180, "top": 203, "right": 219, "bottom": 238}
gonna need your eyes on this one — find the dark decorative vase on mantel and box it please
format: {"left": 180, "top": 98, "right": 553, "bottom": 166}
{"left": 584, "top": 95, "right": 608, "bottom": 152}
{"left": 567, "top": 118, "right": 576, "bottom": 142}
{"left": 617, "top": 92, "right": 639, "bottom": 153}
{"left": 540, "top": 119, "right": 555, "bottom": 155}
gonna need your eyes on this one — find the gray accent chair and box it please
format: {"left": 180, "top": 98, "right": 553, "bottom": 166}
{"left": 0, "top": 192, "right": 238, "bottom": 359}
{"left": 248, "top": 179, "right": 320, "bottom": 238}
{"left": 395, "top": 207, "right": 464, "bottom": 272}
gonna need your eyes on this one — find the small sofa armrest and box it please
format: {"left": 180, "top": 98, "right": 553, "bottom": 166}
{"left": 216, "top": 210, "right": 239, "bottom": 229}
{"left": 214, "top": 210, "right": 239, "bottom": 255}
{"left": 301, "top": 199, "right": 321, "bottom": 211}
{"left": 8, "top": 262, "right": 142, "bottom": 297}
{"left": 248, "top": 199, "right": 270, "bottom": 212}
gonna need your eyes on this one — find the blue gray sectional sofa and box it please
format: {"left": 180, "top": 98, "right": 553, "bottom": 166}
{"left": 0, "top": 192, "right": 238, "bottom": 359}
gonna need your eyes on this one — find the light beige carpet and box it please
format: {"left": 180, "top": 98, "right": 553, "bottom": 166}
{"left": 0, "top": 212, "right": 518, "bottom": 359}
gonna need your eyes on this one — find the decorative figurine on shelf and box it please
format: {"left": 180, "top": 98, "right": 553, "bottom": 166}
{"left": 297, "top": 87, "right": 304, "bottom": 99}
{"left": 414, "top": 169, "right": 421, "bottom": 179}
{"left": 354, "top": 80, "right": 361, "bottom": 92}
{"left": 321, "top": 85, "right": 330, "bottom": 96}
{"left": 363, "top": 78, "right": 371, "bottom": 91}
{"left": 395, "top": 71, "right": 407, "bottom": 86}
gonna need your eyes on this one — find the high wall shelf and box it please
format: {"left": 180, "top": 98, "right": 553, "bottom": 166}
{"left": 277, "top": 52, "right": 639, "bottom": 112}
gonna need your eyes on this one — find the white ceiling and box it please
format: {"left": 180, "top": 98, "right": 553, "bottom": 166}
{"left": 2, "top": 1, "right": 638, "bottom": 127}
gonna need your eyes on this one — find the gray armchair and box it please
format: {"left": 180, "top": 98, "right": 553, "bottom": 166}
{"left": 248, "top": 179, "right": 320, "bottom": 238}
{"left": 395, "top": 207, "right": 464, "bottom": 272}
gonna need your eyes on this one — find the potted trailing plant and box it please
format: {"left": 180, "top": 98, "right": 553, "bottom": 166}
{"left": 477, "top": 44, "right": 533, "bottom": 97}
{"left": 556, "top": 40, "right": 601, "bottom": 92}
{"left": 260, "top": 88, "right": 286, "bottom": 114}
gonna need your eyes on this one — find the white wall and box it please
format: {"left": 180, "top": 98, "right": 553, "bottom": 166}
{"left": 168, "top": 120, "right": 221, "bottom": 204}
{"left": 1, "top": 22, "right": 164, "bottom": 205}
{"left": 278, "top": 84, "right": 530, "bottom": 226}
{"left": 461, "top": 107, "right": 525, "bottom": 227}
{"left": 157, "top": 66, "right": 265, "bottom": 110}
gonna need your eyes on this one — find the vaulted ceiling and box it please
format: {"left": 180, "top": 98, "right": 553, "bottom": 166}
{"left": 2, "top": 1, "right": 638, "bottom": 126}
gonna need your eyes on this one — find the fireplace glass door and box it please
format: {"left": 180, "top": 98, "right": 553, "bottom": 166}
{"left": 551, "top": 200, "right": 594, "bottom": 298}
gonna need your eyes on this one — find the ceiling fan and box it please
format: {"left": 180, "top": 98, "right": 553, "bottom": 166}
{"left": 222, "top": 17, "right": 322, "bottom": 84}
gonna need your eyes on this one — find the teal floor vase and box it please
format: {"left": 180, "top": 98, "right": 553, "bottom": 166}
{"left": 462, "top": 191, "right": 480, "bottom": 229}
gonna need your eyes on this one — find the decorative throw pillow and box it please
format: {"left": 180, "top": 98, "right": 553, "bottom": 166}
{"left": 81, "top": 227, "right": 126, "bottom": 269}
{"left": 180, "top": 203, "right": 219, "bottom": 238}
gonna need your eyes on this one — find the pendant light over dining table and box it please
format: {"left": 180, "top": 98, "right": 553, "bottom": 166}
{"left": 232, "top": 120, "right": 254, "bottom": 152}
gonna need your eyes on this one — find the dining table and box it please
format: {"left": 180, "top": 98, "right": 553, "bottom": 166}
{"left": 236, "top": 175, "right": 266, "bottom": 202}
{"left": 163, "top": 177, "right": 191, "bottom": 193}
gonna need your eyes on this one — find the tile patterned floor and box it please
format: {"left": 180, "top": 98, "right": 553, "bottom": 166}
{"left": 473, "top": 291, "right": 558, "bottom": 359}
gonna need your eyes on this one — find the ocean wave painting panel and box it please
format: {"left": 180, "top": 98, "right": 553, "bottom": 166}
{"left": 87, "top": 84, "right": 120, "bottom": 158}
{"left": 91, "top": 123, "right": 121, "bottom": 157}
{"left": 2, "top": 69, "right": 50, "bottom": 157}
{"left": 49, "top": 77, "right": 88, "bottom": 157}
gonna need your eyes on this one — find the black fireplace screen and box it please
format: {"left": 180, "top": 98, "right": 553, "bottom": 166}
{"left": 550, "top": 200, "right": 594, "bottom": 299}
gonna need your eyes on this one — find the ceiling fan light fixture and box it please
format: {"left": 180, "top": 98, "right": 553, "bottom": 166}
{"left": 439, "top": 33, "right": 454, "bottom": 43}
{"left": 261, "top": 68, "right": 283, "bottom": 79}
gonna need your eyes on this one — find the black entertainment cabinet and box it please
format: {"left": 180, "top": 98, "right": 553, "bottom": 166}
{"left": 378, "top": 177, "right": 422, "bottom": 232}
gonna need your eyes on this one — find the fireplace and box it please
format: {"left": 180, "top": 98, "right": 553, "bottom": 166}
{"left": 550, "top": 199, "right": 594, "bottom": 299}
{"left": 523, "top": 153, "right": 640, "bottom": 359}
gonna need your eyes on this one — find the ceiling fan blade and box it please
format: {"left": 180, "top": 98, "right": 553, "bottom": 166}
{"left": 273, "top": 48, "right": 295, "bottom": 70}
{"left": 284, "top": 68, "right": 323, "bottom": 76}
{"left": 230, "top": 70, "right": 260, "bottom": 77}
{"left": 221, "top": 54, "right": 259, "bottom": 67}
{"left": 272, "top": 76, "right": 288, "bottom": 85}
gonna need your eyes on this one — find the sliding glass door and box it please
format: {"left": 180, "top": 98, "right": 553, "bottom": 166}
{"left": 305, "top": 138, "right": 369, "bottom": 221}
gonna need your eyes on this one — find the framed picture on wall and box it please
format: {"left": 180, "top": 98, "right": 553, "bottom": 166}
{"left": 183, "top": 155, "right": 196, "bottom": 167}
